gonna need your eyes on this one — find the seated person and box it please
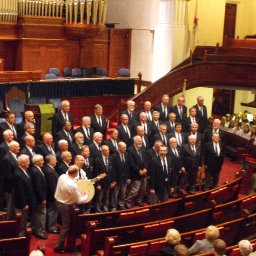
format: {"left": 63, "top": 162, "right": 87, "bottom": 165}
{"left": 238, "top": 240, "right": 253, "bottom": 256}
{"left": 189, "top": 225, "right": 220, "bottom": 255}
{"left": 174, "top": 244, "right": 190, "bottom": 256}
{"left": 213, "top": 239, "right": 226, "bottom": 256}
{"left": 242, "top": 124, "right": 252, "bottom": 140}
{"left": 158, "top": 229, "right": 181, "bottom": 256}
{"left": 232, "top": 122, "right": 243, "bottom": 136}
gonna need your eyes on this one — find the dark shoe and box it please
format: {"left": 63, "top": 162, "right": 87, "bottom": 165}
{"left": 35, "top": 233, "right": 48, "bottom": 240}
{"left": 54, "top": 247, "right": 68, "bottom": 253}
{"left": 47, "top": 229, "right": 60, "bottom": 234}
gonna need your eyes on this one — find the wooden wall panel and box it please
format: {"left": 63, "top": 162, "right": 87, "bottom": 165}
{"left": 109, "top": 29, "right": 131, "bottom": 77}
{"left": 0, "top": 41, "right": 17, "bottom": 71}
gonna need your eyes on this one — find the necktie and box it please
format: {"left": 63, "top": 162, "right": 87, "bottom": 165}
{"left": 191, "top": 146, "right": 196, "bottom": 155}
{"left": 175, "top": 148, "right": 179, "bottom": 157}
{"left": 147, "top": 111, "right": 151, "bottom": 121}
{"left": 121, "top": 154, "right": 125, "bottom": 163}
{"left": 105, "top": 157, "right": 109, "bottom": 170}
{"left": 98, "top": 116, "right": 102, "bottom": 127}
{"left": 144, "top": 123, "right": 147, "bottom": 134}
{"left": 86, "top": 128, "right": 90, "bottom": 138}
{"left": 85, "top": 159, "right": 89, "bottom": 167}
{"left": 125, "top": 126, "right": 131, "bottom": 138}
{"left": 201, "top": 107, "right": 204, "bottom": 116}
{"left": 164, "top": 107, "right": 167, "bottom": 118}
{"left": 162, "top": 159, "right": 167, "bottom": 174}
{"left": 193, "top": 118, "right": 195, "bottom": 123}
{"left": 156, "top": 122, "right": 159, "bottom": 130}
{"left": 142, "top": 137, "right": 146, "bottom": 148}
{"left": 215, "top": 144, "right": 218, "bottom": 156}
{"left": 65, "top": 113, "right": 68, "bottom": 121}
{"left": 137, "top": 148, "right": 143, "bottom": 161}
{"left": 49, "top": 146, "right": 55, "bottom": 155}
{"left": 114, "top": 141, "right": 118, "bottom": 150}
{"left": 67, "top": 132, "right": 72, "bottom": 143}
{"left": 24, "top": 171, "right": 30, "bottom": 179}
{"left": 178, "top": 134, "right": 182, "bottom": 146}
{"left": 11, "top": 125, "right": 17, "bottom": 137}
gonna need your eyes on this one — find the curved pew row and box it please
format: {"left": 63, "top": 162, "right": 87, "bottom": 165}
{"left": 89, "top": 214, "right": 256, "bottom": 256}
{"left": 66, "top": 176, "right": 243, "bottom": 250}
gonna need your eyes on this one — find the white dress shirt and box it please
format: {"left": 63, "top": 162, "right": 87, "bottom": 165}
{"left": 55, "top": 174, "right": 88, "bottom": 205}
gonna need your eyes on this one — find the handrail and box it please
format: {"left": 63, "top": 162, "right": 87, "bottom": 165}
{"left": 131, "top": 62, "right": 256, "bottom": 111}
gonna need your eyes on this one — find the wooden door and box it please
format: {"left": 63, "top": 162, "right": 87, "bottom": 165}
{"left": 223, "top": 3, "right": 237, "bottom": 40}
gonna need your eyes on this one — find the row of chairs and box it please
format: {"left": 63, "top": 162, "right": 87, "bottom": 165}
{"left": 86, "top": 216, "right": 256, "bottom": 256}
{"left": 0, "top": 214, "right": 31, "bottom": 256}
{"left": 45, "top": 67, "right": 131, "bottom": 79}
{"left": 66, "top": 176, "right": 246, "bottom": 251}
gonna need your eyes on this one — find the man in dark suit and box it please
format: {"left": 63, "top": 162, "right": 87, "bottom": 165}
{"left": 90, "top": 104, "right": 108, "bottom": 139}
{"left": 126, "top": 136, "right": 148, "bottom": 208}
{"left": 57, "top": 151, "right": 72, "bottom": 175}
{"left": 36, "top": 133, "right": 56, "bottom": 159}
{"left": 111, "top": 142, "right": 130, "bottom": 210}
{"left": 43, "top": 154, "right": 59, "bottom": 234}
{"left": 56, "top": 121, "right": 74, "bottom": 150}
{"left": 187, "top": 123, "right": 204, "bottom": 146}
{"left": 104, "top": 128, "right": 119, "bottom": 155}
{"left": 171, "top": 96, "right": 187, "bottom": 125}
{"left": 184, "top": 107, "right": 200, "bottom": 133}
{"left": 204, "top": 133, "right": 225, "bottom": 190}
{"left": 56, "top": 140, "right": 69, "bottom": 163}
{"left": 52, "top": 100, "right": 74, "bottom": 136}
{"left": 136, "top": 125, "right": 150, "bottom": 150}
{"left": 75, "top": 116, "right": 94, "bottom": 145}
{"left": 19, "top": 122, "right": 36, "bottom": 149}
{"left": 168, "top": 137, "right": 186, "bottom": 196}
{"left": 149, "top": 145, "right": 172, "bottom": 203}
{"left": 170, "top": 123, "right": 187, "bottom": 148}
{"left": 0, "top": 129, "right": 14, "bottom": 210}
{"left": 89, "top": 132, "right": 103, "bottom": 160}
{"left": 204, "top": 119, "right": 225, "bottom": 144}
{"left": 154, "top": 124, "right": 170, "bottom": 146}
{"left": 117, "top": 114, "right": 133, "bottom": 147}
{"left": 193, "top": 96, "right": 208, "bottom": 133}
{"left": 20, "top": 135, "right": 36, "bottom": 163}
{"left": 147, "top": 140, "right": 163, "bottom": 160}
{"left": 0, "top": 111, "right": 18, "bottom": 142}
{"left": 2, "top": 141, "right": 20, "bottom": 220}
{"left": 30, "top": 154, "right": 48, "bottom": 239}
{"left": 120, "top": 100, "right": 139, "bottom": 126}
{"left": 166, "top": 112, "right": 177, "bottom": 134}
{"left": 80, "top": 145, "right": 94, "bottom": 180}
{"left": 94, "top": 145, "right": 116, "bottom": 212}
{"left": 149, "top": 111, "right": 162, "bottom": 142}
{"left": 71, "top": 132, "right": 84, "bottom": 158}
{"left": 153, "top": 94, "right": 172, "bottom": 122}
{"left": 183, "top": 135, "right": 203, "bottom": 194}
{"left": 13, "top": 154, "right": 36, "bottom": 237}
{"left": 140, "top": 101, "right": 153, "bottom": 121}
{"left": 136, "top": 112, "right": 152, "bottom": 139}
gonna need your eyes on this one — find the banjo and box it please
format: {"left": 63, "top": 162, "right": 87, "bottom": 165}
{"left": 77, "top": 173, "right": 106, "bottom": 203}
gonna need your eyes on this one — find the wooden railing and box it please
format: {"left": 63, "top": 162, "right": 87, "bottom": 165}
{"left": 131, "top": 62, "right": 256, "bottom": 111}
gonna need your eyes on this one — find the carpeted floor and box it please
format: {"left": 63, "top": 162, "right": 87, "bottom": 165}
{"left": 29, "top": 158, "right": 242, "bottom": 256}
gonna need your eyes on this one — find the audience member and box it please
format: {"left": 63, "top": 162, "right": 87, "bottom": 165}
{"left": 213, "top": 239, "right": 226, "bottom": 256}
{"left": 238, "top": 240, "right": 253, "bottom": 256}
{"left": 174, "top": 244, "right": 190, "bottom": 256}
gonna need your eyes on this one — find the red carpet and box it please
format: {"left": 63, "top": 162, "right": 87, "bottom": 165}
{"left": 29, "top": 158, "right": 242, "bottom": 255}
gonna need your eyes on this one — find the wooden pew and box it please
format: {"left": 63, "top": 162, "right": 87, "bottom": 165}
{"left": 93, "top": 217, "right": 245, "bottom": 256}
{"left": 67, "top": 176, "right": 243, "bottom": 251}
{"left": 0, "top": 236, "right": 31, "bottom": 256}
{"left": 80, "top": 209, "right": 212, "bottom": 256}
{"left": 0, "top": 214, "right": 21, "bottom": 239}
{"left": 212, "top": 193, "right": 256, "bottom": 224}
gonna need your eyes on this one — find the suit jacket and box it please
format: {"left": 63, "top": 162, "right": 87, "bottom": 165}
{"left": 153, "top": 133, "right": 170, "bottom": 146}
{"left": 20, "top": 146, "right": 35, "bottom": 162}
{"left": 169, "top": 132, "right": 187, "bottom": 147}
{"left": 157, "top": 244, "right": 175, "bottom": 256}
{"left": 204, "top": 142, "right": 225, "bottom": 172}
{"left": 13, "top": 168, "right": 35, "bottom": 210}
{"left": 149, "top": 156, "right": 172, "bottom": 194}
{"left": 140, "top": 135, "right": 150, "bottom": 150}
{"left": 135, "top": 121, "right": 153, "bottom": 137}
{"left": 112, "top": 152, "right": 130, "bottom": 184}
{"left": 117, "top": 124, "right": 133, "bottom": 147}
{"left": 184, "top": 116, "right": 200, "bottom": 133}
{"left": 103, "top": 139, "right": 118, "bottom": 155}
{"left": 182, "top": 143, "right": 202, "bottom": 171}
{"left": 89, "top": 142, "right": 102, "bottom": 160}
{"left": 56, "top": 161, "right": 69, "bottom": 176}
{"left": 186, "top": 132, "right": 204, "bottom": 146}
{"left": 0, "top": 122, "right": 18, "bottom": 142}
{"left": 52, "top": 110, "right": 74, "bottom": 136}
{"left": 171, "top": 105, "right": 187, "bottom": 124}
{"left": 165, "top": 121, "right": 176, "bottom": 134}
{"left": 75, "top": 126, "right": 94, "bottom": 145}
{"left": 29, "top": 165, "right": 47, "bottom": 204}
{"left": 204, "top": 129, "right": 226, "bottom": 144}
{"left": 193, "top": 104, "right": 208, "bottom": 133}
{"left": 153, "top": 104, "right": 172, "bottom": 122}
{"left": 82, "top": 157, "right": 94, "bottom": 180}
{"left": 35, "top": 143, "right": 56, "bottom": 159}
{"left": 128, "top": 145, "right": 148, "bottom": 180}
{"left": 56, "top": 129, "right": 74, "bottom": 149}
{"left": 94, "top": 155, "right": 115, "bottom": 189}
{"left": 2, "top": 152, "right": 18, "bottom": 192}
{"left": 71, "top": 142, "right": 83, "bottom": 158}
{"left": 120, "top": 110, "right": 139, "bottom": 126}
{"left": 17, "top": 121, "right": 39, "bottom": 141}
{"left": 0, "top": 141, "right": 9, "bottom": 165}
{"left": 90, "top": 114, "right": 108, "bottom": 137}
{"left": 139, "top": 110, "right": 153, "bottom": 122}
{"left": 43, "top": 164, "right": 59, "bottom": 202}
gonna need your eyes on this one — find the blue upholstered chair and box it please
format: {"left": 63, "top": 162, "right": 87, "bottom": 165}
{"left": 81, "top": 67, "right": 96, "bottom": 77}
{"left": 72, "top": 68, "right": 82, "bottom": 78}
{"left": 7, "top": 98, "right": 25, "bottom": 124}
{"left": 96, "top": 68, "right": 108, "bottom": 77}
{"left": 63, "top": 67, "right": 72, "bottom": 77}
{"left": 48, "top": 98, "right": 61, "bottom": 110}
{"left": 117, "top": 68, "right": 130, "bottom": 77}
{"left": 49, "top": 67, "right": 60, "bottom": 77}
{"left": 45, "top": 73, "right": 57, "bottom": 80}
